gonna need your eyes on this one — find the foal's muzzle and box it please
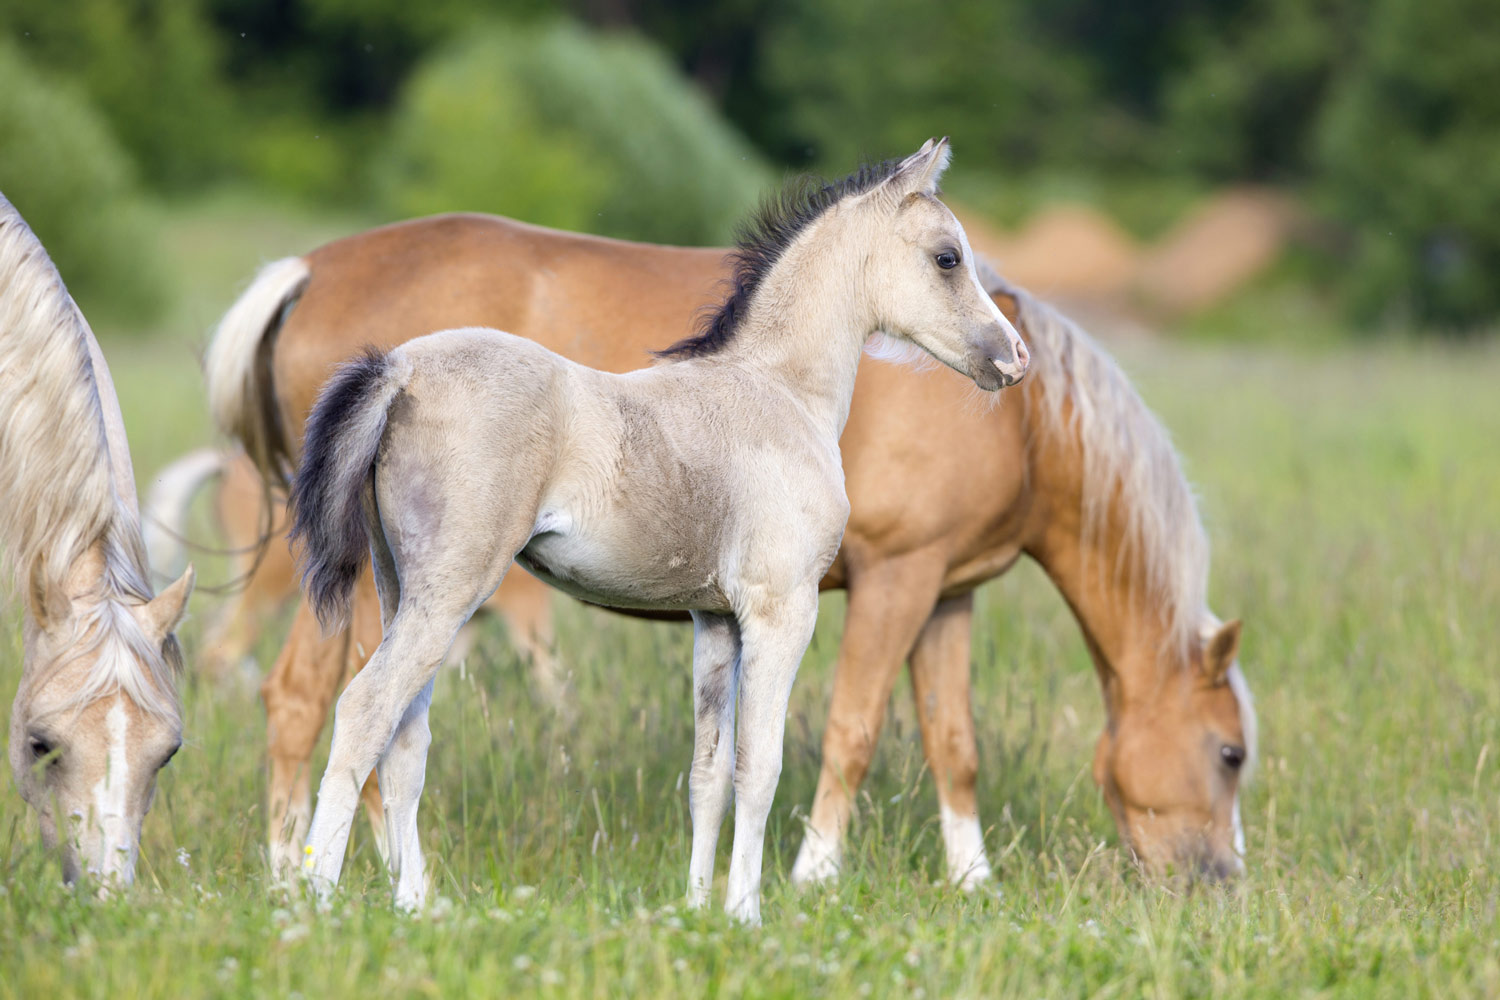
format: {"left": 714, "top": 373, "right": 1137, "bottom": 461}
{"left": 968, "top": 326, "right": 1030, "bottom": 391}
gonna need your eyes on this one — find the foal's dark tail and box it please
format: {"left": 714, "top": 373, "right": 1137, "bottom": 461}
{"left": 289, "top": 347, "right": 412, "bottom": 631}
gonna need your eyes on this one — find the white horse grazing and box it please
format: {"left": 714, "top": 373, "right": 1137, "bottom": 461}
{"left": 0, "top": 196, "right": 195, "bottom": 886}
{"left": 290, "top": 139, "right": 1029, "bottom": 922}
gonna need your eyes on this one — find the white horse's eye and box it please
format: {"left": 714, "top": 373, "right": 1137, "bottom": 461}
{"left": 935, "top": 250, "right": 959, "bottom": 270}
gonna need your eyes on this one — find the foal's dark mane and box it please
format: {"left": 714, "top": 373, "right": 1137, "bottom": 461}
{"left": 656, "top": 158, "right": 904, "bottom": 360}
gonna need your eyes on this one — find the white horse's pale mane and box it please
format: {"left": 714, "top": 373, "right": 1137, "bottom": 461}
{"left": 0, "top": 197, "right": 178, "bottom": 722}
{"left": 979, "top": 265, "right": 1210, "bottom": 660}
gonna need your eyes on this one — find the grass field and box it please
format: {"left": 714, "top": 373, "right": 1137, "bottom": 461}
{"left": 3, "top": 200, "right": 1499, "bottom": 998}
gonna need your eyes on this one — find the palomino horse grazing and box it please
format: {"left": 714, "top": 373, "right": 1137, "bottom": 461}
{"left": 208, "top": 177, "right": 1255, "bottom": 888}
{"left": 288, "top": 141, "right": 1027, "bottom": 920}
{"left": 0, "top": 196, "right": 195, "bottom": 885}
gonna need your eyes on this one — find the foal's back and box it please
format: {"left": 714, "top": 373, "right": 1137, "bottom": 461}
{"left": 389, "top": 327, "right": 844, "bottom": 613}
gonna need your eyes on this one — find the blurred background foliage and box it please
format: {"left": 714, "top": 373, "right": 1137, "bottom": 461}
{"left": 0, "top": 0, "right": 1495, "bottom": 331}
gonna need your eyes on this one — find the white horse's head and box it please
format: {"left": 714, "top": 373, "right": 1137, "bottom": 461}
{"left": 1, "top": 194, "right": 193, "bottom": 889}
{"left": 852, "top": 138, "right": 1029, "bottom": 390}
{"left": 9, "top": 555, "right": 193, "bottom": 887}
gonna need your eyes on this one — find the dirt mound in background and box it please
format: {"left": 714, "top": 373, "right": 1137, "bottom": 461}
{"left": 957, "top": 203, "right": 1140, "bottom": 299}
{"left": 955, "top": 187, "right": 1298, "bottom": 325}
{"left": 1135, "top": 187, "right": 1297, "bottom": 316}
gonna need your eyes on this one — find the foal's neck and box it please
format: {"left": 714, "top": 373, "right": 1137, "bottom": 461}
{"left": 718, "top": 214, "right": 874, "bottom": 441}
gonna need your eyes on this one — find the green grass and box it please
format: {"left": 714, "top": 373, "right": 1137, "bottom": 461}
{"left": 3, "top": 199, "right": 1499, "bottom": 998}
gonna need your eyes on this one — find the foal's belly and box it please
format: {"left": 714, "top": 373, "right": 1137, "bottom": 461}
{"left": 516, "top": 523, "right": 731, "bottom": 614}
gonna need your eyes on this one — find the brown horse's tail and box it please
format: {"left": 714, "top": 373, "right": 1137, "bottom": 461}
{"left": 141, "top": 446, "right": 226, "bottom": 581}
{"left": 203, "top": 257, "right": 309, "bottom": 589}
{"left": 289, "top": 347, "right": 412, "bottom": 631}
{"left": 204, "top": 257, "right": 310, "bottom": 494}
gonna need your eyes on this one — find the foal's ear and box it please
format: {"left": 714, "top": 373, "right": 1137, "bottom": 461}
{"left": 1202, "top": 618, "right": 1242, "bottom": 686}
{"left": 138, "top": 564, "right": 195, "bottom": 640}
{"left": 890, "top": 137, "right": 952, "bottom": 197}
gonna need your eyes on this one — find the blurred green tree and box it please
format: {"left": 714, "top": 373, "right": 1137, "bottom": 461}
{"left": 1318, "top": 0, "right": 1500, "bottom": 327}
{"left": 1, "top": 0, "right": 235, "bottom": 188}
{"left": 0, "top": 42, "right": 167, "bottom": 324}
{"left": 1163, "top": 0, "right": 1359, "bottom": 181}
{"left": 374, "top": 21, "right": 770, "bottom": 244}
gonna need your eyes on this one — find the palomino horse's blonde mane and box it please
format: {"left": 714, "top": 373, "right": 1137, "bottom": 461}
{"left": 980, "top": 264, "right": 1210, "bottom": 660}
{"left": 0, "top": 197, "right": 179, "bottom": 723}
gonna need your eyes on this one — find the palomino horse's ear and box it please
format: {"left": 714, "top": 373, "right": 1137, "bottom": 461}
{"left": 891, "top": 137, "right": 952, "bottom": 197}
{"left": 138, "top": 564, "right": 195, "bottom": 640}
{"left": 1202, "top": 618, "right": 1242, "bottom": 686}
{"left": 27, "top": 563, "right": 59, "bottom": 629}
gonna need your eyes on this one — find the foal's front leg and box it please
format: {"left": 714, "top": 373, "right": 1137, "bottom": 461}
{"left": 687, "top": 612, "right": 741, "bottom": 907}
{"left": 724, "top": 588, "right": 820, "bottom": 924}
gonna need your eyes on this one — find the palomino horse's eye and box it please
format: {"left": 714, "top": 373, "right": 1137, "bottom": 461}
{"left": 935, "top": 250, "right": 959, "bottom": 270}
{"left": 29, "top": 737, "right": 53, "bottom": 763}
{"left": 1221, "top": 745, "right": 1246, "bottom": 770}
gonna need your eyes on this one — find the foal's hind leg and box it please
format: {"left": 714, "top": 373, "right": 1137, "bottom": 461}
{"left": 377, "top": 677, "right": 434, "bottom": 910}
{"left": 367, "top": 487, "right": 435, "bottom": 910}
{"left": 263, "top": 575, "right": 386, "bottom": 878}
{"left": 302, "top": 503, "right": 536, "bottom": 898}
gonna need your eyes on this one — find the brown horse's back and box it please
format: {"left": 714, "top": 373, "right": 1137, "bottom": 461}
{"left": 281, "top": 215, "right": 718, "bottom": 437}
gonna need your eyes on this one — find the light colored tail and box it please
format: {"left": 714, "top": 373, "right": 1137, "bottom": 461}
{"left": 289, "top": 348, "right": 413, "bottom": 630}
{"left": 141, "top": 447, "right": 226, "bottom": 579}
{"left": 204, "top": 257, "right": 310, "bottom": 492}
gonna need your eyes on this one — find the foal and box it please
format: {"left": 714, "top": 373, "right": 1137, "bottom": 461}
{"left": 291, "top": 139, "right": 1028, "bottom": 921}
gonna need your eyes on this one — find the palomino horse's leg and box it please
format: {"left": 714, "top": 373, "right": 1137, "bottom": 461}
{"left": 908, "top": 592, "right": 993, "bottom": 888}
{"left": 686, "top": 611, "right": 740, "bottom": 907}
{"left": 488, "top": 570, "right": 568, "bottom": 714}
{"left": 263, "top": 597, "right": 350, "bottom": 877}
{"left": 263, "top": 576, "right": 386, "bottom": 877}
{"left": 790, "top": 551, "right": 946, "bottom": 886}
{"left": 725, "top": 588, "right": 820, "bottom": 924}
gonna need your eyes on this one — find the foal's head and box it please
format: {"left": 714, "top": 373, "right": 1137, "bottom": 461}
{"left": 8, "top": 553, "right": 193, "bottom": 887}
{"left": 855, "top": 138, "right": 1030, "bottom": 390}
{"left": 1091, "top": 617, "right": 1255, "bottom": 881}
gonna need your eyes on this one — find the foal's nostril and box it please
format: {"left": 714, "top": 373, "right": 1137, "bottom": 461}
{"left": 1015, "top": 339, "right": 1031, "bottom": 369}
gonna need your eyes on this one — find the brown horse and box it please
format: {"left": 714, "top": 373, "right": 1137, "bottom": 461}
{"left": 206, "top": 212, "right": 1255, "bottom": 885}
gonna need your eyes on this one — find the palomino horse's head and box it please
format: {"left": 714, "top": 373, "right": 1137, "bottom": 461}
{"left": 855, "top": 138, "right": 1030, "bottom": 390}
{"left": 1091, "top": 617, "right": 1255, "bottom": 880}
{"left": 8, "top": 554, "right": 193, "bottom": 887}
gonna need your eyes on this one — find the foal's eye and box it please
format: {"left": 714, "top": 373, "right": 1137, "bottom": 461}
{"left": 29, "top": 737, "right": 54, "bottom": 763}
{"left": 1220, "top": 745, "right": 1246, "bottom": 771}
{"left": 160, "top": 743, "right": 181, "bottom": 770}
{"left": 935, "top": 250, "right": 960, "bottom": 270}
